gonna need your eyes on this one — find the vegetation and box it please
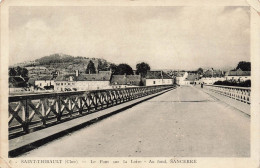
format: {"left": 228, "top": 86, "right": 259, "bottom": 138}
{"left": 114, "top": 63, "right": 134, "bottom": 75}
{"left": 136, "top": 62, "right": 151, "bottom": 77}
{"left": 109, "top": 63, "right": 117, "bottom": 74}
{"left": 214, "top": 80, "right": 251, "bottom": 87}
{"left": 9, "top": 66, "right": 28, "bottom": 77}
{"left": 86, "top": 60, "right": 96, "bottom": 74}
{"left": 35, "top": 53, "right": 74, "bottom": 65}
{"left": 97, "top": 59, "right": 109, "bottom": 71}
{"left": 235, "top": 61, "right": 251, "bottom": 71}
{"left": 197, "top": 68, "right": 203, "bottom": 75}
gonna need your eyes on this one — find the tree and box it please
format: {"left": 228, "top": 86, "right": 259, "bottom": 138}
{"left": 97, "top": 60, "right": 109, "bottom": 71}
{"left": 109, "top": 63, "right": 117, "bottom": 74}
{"left": 114, "top": 63, "right": 134, "bottom": 75}
{"left": 86, "top": 60, "right": 96, "bottom": 74}
{"left": 197, "top": 68, "right": 203, "bottom": 75}
{"left": 136, "top": 62, "right": 151, "bottom": 77}
{"left": 236, "top": 61, "right": 251, "bottom": 71}
{"left": 9, "top": 68, "right": 16, "bottom": 76}
{"left": 20, "top": 68, "right": 28, "bottom": 77}
{"left": 15, "top": 66, "right": 23, "bottom": 76}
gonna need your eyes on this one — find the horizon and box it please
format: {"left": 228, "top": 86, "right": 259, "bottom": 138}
{"left": 11, "top": 52, "right": 249, "bottom": 71}
{"left": 9, "top": 6, "right": 250, "bottom": 70}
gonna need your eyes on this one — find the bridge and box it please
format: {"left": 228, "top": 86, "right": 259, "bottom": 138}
{"left": 8, "top": 85, "right": 250, "bottom": 157}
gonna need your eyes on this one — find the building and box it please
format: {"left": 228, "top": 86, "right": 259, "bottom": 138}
{"left": 200, "top": 77, "right": 225, "bottom": 85}
{"left": 225, "top": 69, "right": 251, "bottom": 82}
{"left": 9, "top": 76, "right": 29, "bottom": 92}
{"left": 35, "top": 76, "right": 55, "bottom": 90}
{"left": 175, "top": 72, "right": 188, "bottom": 85}
{"left": 183, "top": 73, "right": 200, "bottom": 85}
{"left": 54, "top": 71, "right": 112, "bottom": 91}
{"left": 145, "top": 71, "right": 173, "bottom": 86}
{"left": 110, "top": 74, "right": 141, "bottom": 89}
{"left": 203, "top": 69, "right": 224, "bottom": 78}
{"left": 200, "top": 68, "right": 225, "bottom": 85}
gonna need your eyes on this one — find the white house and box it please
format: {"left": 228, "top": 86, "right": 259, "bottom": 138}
{"left": 225, "top": 69, "right": 251, "bottom": 82}
{"left": 35, "top": 76, "right": 55, "bottom": 89}
{"left": 54, "top": 71, "right": 112, "bottom": 91}
{"left": 145, "top": 71, "right": 173, "bottom": 86}
{"left": 175, "top": 72, "right": 188, "bottom": 85}
{"left": 183, "top": 73, "right": 200, "bottom": 85}
{"left": 200, "top": 77, "right": 225, "bottom": 85}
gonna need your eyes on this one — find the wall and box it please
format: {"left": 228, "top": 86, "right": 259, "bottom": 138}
{"left": 200, "top": 77, "right": 225, "bottom": 85}
{"left": 55, "top": 81, "right": 110, "bottom": 91}
{"left": 175, "top": 72, "right": 188, "bottom": 85}
{"left": 225, "top": 76, "right": 250, "bottom": 82}
{"left": 146, "top": 79, "right": 173, "bottom": 86}
{"left": 35, "top": 80, "right": 54, "bottom": 88}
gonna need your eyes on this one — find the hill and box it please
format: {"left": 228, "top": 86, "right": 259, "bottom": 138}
{"left": 14, "top": 53, "right": 112, "bottom": 73}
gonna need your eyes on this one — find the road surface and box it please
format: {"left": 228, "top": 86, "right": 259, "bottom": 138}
{"left": 21, "top": 86, "right": 250, "bottom": 157}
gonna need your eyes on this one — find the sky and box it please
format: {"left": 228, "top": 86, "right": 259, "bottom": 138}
{"left": 9, "top": 6, "right": 250, "bottom": 70}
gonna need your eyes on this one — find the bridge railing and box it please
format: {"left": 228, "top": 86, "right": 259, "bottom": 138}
{"left": 204, "top": 85, "right": 250, "bottom": 104}
{"left": 9, "top": 85, "right": 174, "bottom": 138}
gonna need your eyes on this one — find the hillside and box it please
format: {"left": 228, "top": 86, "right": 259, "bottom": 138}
{"left": 15, "top": 53, "right": 112, "bottom": 73}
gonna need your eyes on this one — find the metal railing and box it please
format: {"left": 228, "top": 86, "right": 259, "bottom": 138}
{"left": 204, "top": 85, "right": 250, "bottom": 104}
{"left": 9, "top": 85, "right": 174, "bottom": 138}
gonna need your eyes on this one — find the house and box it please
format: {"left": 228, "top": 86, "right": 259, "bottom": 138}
{"left": 54, "top": 70, "right": 112, "bottom": 91}
{"left": 145, "top": 71, "right": 173, "bottom": 86}
{"left": 200, "top": 77, "right": 225, "bottom": 85}
{"left": 35, "top": 76, "right": 55, "bottom": 90}
{"left": 110, "top": 74, "right": 141, "bottom": 89}
{"left": 9, "top": 76, "right": 28, "bottom": 92}
{"left": 203, "top": 69, "right": 224, "bottom": 78}
{"left": 183, "top": 73, "right": 200, "bottom": 85}
{"left": 200, "top": 69, "right": 225, "bottom": 85}
{"left": 225, "top": 69, "right": 251, "bottom": 82}
{"left": 175, "top": 72, "right": 188, "bottom": 85}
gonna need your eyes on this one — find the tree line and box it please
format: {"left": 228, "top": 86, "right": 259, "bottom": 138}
{"left": 196, "top": 61, "right": 251, "bottom": 75}
{"left": 86, "top": 60, "right": 150, "bottom": 77}
{"left": 9, "top": 66, "right": 28, "bottom": 77}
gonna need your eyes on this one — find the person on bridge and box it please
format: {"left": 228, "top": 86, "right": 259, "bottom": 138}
{"left": 201, "top": 83, "right": 204, "bottom": 88}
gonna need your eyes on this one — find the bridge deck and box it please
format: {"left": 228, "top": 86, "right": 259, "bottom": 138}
{"left": 21, "top": 86, "right": 250, "bottom": 157}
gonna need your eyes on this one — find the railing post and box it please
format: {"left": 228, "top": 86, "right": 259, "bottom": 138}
{"left": 22, "top": 99, "right": 29, "bottom": 133}
{"left": 57, "top": 95, "right": 61, "bottom": 122}
{"left": 79, "top": 96, "right": 83, "bottom": 115}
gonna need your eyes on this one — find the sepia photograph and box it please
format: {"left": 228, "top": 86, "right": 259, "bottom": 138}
{"left": 1, "top": 0, "right": 260, "bottom": 168}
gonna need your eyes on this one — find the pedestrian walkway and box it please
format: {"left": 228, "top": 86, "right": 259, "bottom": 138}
{"left": 21, "top": 86, "right": 250, "bottom": 157}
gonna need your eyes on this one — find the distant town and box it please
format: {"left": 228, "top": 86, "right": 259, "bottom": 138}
{"left": 8, "top": 53, "right": 251, "bottom": 94}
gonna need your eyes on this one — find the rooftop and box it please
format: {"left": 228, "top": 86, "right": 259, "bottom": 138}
{"left": 55, "top": 71, "right": 112, "bottom": 81}
{"left": 146, "top": 71, "right": 172, "bottom": 79}
{"left": 111, "top": 75, "right": 141, "bottom": 86}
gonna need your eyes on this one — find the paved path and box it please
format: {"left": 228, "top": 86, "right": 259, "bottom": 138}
{"left": 21, "top": 86, "right": 250, "bottom": 157}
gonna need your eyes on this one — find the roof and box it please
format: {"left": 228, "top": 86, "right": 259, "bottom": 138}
{"left": 111, "top": 75, "right": 141, "bottom": 86}
{"left": 185, "top": 74, "right": 199, "bottom": 81}
{"left": 28, "top": 78, "right": 37, "bottom": 85}
{"left": 55, "top": 72, "right": 112, "bottom": 81}
{"left": 175, "top": 72, "right": 186, "bottom": 77}
{"left": 146, "top": 71, "right": 172, "bottom": 79}
{"left": 227, "top": 70, "right": 251, "bottom": 76}
{"left": 9, "top": 76, "right": 25, "bottom": 83}
{"left": 203, "top": 69, "right": 224, "bottom": 77}
{"left": 9, "top": 76, "right": 26, "bottom": 88}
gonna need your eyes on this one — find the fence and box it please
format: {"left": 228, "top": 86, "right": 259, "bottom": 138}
{"left": 9, "top": 85, "right": 174, "bottom": 138}
{"left": 204, "top": 85, "right": 250, "bottom": 104}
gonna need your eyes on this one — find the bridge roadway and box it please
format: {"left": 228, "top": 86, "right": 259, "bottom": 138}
{"left": 21, "top": 86, "right": 250, "bottom": 157}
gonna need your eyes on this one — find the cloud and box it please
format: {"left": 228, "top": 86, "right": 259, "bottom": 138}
{"left": 9, "top": 6, "right": 250, "bottom": 70}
